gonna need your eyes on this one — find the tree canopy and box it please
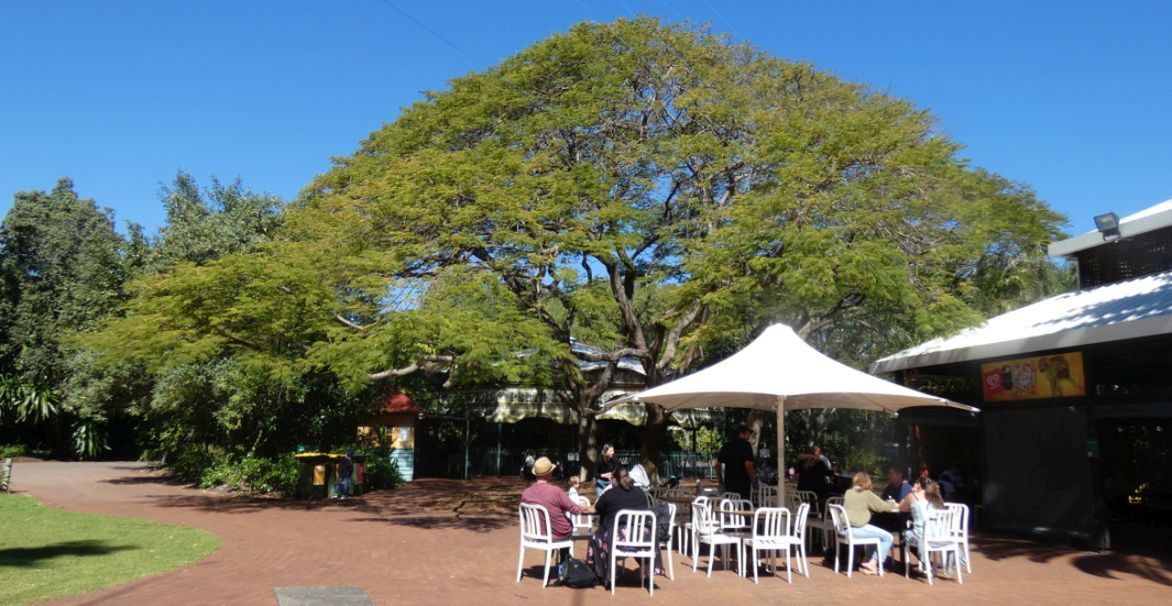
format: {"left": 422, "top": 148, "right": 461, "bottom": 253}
{"left": 13, "top": 19, "right": 1068, "bottom": 477}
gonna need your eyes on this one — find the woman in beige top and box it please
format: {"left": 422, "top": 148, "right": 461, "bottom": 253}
{"left": 841, "top": 472, "right": 899, "bottom": 575}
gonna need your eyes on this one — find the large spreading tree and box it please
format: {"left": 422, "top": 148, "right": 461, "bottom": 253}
{"left": 84, "top": 18, "right": 1065, "bottom": 476}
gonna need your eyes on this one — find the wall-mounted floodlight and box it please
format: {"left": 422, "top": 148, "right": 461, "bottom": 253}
{"left": 1094, "top": 212, "right": 1121, "bottom": 242}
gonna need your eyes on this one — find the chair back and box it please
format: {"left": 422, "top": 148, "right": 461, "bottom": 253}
{"left": 791, "top": 502, "right": 810, "bottom": 542}
{"left": 719, "top": 498, "right": 753, "bottom": 530}
{"left": 660, "top": 502, "right": 677, "bottom": 545}
{"left": 755, "top": 484, "right": 777, "bottom": 507}
{"left": 695, "top": 502, "right": 721, "bottom": 535}
{"left": 794, "top": 490, "right": 819, "bottom": 515}
{"left": 924, "top": 508, "right": 955, "bottom": 544}
{"left": 828, "top": 503, "right": 851, "bottom": 538}
{"left": 719, "top": 491, "right": 742, "bottom": 500}
{"left": 945, "top": 502, "right": 969, "bottom": 538}
{"left": 824, "top": 496, "right": 844, "bottom": 519}
{"left": 614, "top": 510, "right": 657, "bottom": 551}
{"left": 752, "top": 506, "right": 791, "bottom": 540}
{"left": 571, "top": 496, "right": 593, "bottom": 531}
{"left": 520, "top": 503, "right": 554, "bottom": 543}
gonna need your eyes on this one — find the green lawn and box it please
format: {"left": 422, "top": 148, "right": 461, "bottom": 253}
{"left": 0, "top": 494, "right": 219, "bottom": 605}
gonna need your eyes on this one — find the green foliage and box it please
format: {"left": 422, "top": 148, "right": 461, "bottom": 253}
{"left": 0, "top": 179, "right": 134, "bottom": 457}
{"left": 0, "top": 376, "right": 60, "bottom": 423}
{"left": 149, "top": 171, "right": 284, "bottom": 269}
{"left": 0, "top": 494, "right": 218, "bottom": 605}
{"left": 166, "top": 444, "right": 223, "bottom": 484}
{"left": 298, "top": 17, "right": 1067, "bottom": 467}
{"left": 15, "top": 19, "right": 1072, "bottom": 472}
{"left": 693, "top": 426, "right": 723, "bottom": 459}
{"left": 198, "top": 453, "right": 298, "bottom": 495}
{"left": 0, "top": 444, "right": 25, "bottom": 458}
{"left": 359, "top": 448, "right": 405, "bottom": 490}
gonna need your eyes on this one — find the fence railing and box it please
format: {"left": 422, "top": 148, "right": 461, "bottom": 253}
{"left": 459, "top": 447, "right": 716, "bottom": 479}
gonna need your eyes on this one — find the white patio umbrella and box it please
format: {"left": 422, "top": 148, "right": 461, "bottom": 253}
{"left": 601, "top": 324, "right": 978, "bottom": 506}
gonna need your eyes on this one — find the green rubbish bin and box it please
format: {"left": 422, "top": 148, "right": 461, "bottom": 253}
{"left": 294, "top": 453, "right": 337, "bottom": 499}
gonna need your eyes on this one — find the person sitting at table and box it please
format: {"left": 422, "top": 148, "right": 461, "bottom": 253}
{"left": 843, "top": 472, "right": 900, "bottom": 575}
{"left": 521, "top": 457, "right": 583, "bottom": 567}
{"left": 587, "top": 466, "right": 659, "bottom": 581}
{"left": 595, "top": 444, "right": 618, "bottom": 493}
{"left": 902, "top": 477, "right": 946, "bottom": 554}
{"left": 871, "top": 465, "right": 914, "bottom": 532}
{"left": 881, "top": 465, "right": 912, "bottom": 503}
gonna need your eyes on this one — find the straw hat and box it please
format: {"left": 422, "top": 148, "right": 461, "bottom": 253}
{"left": 532, "top": 456, "right": 557, "bottom": 476}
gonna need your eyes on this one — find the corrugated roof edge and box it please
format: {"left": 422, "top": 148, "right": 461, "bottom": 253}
{"left": 1049, "top": 199, "right": 1172, "bottom": 257}
{"left": 871, "top": 270, "right": 1172, "bottom": 374}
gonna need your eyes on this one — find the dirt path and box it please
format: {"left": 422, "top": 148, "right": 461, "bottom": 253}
{"left": 10, "top": 462, "right": 1171, "bottom": 605}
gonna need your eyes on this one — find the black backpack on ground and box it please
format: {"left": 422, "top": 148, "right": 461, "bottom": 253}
{"left": 559, "top": 558, "right": 599, "bottom": 588}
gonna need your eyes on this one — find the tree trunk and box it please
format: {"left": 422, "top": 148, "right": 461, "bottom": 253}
{"left": 576, "top": 405, "right": 598, "bottom": 481}
{"left": 640, "top": 403, "right": 669, "bottom": 484}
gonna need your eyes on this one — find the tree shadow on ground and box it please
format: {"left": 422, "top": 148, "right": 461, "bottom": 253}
{"left": 1069, "top": 551, "right": 1172, "bottom": 587}
{"left": 143, "top": 477, "right": 525, "bottom": 531}
{"left": 344, "top": 478, "right": 520, "bottom": 531}
{"left": 0, "top": 540, "right": 134, "bottom": 567}
{"left": 977, "top": 534, "right": 1172, "bottom": 587}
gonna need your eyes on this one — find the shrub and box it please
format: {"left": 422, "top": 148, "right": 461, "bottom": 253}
{"left": 361, "top": 449, "right": 404, "bottom": 490}
{"left": 0, "top": 444, "right": 24, "bottom": 459}
{"left": 167, "top": 446, "right": 219, "bottom": 483}
{"left": 198, "top": 453, "right": 298, "bottom": 495}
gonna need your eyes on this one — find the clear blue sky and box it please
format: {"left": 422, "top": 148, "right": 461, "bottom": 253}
{"left": 2, "top": 1, "right": 1170, "bottom": 236}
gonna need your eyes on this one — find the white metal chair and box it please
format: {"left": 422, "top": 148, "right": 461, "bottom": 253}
{"left": 786, "top": 502, "right": 811, "bottom": 578}
{"left": 944, "top": 502, "right": 972, "bottom": 574}
{"left": 570, "top": 496, "right": 594, "bottom": 544}
{"left": 754, "top": 484, "right": 777, "bottom": 507}
{"left": 905, "top": 508, "right": 964, "bottom": 585}
{"left": 683, "top": 496, "right": 710, "bottom": 557}
{"left": 517, "top": 503, "right": 574, "bottom": 587}
{"left": 806, "top": 496, "right": 841, "bottom": 552}
{"left": 829, "top": 504, "right": 885, "bottom": 578}
{"left": 692, "top": 502, "right": 744, "bottom": 577}
{"left": 719, "top": 498, "right": 754, "bottom": 536}
{"left": 719, "top": 491, "right": 743, "bottom": 500}
{"left": 741, "top": 507, "right": 793, "bottom": 583}
{"left": 658, "top": 502, "right": 677, "bottom": 580}
{"left": 611, "top": 509, "right": 659, "bottom": 595}
{"left": 794, "top": 490, "right": 820, "bottom": 515}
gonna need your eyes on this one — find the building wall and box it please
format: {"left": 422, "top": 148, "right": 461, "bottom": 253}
{"left": 982, "top": 405, "right": 1095, "bottom": 536}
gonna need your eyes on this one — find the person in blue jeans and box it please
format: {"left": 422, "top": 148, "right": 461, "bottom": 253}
{"left": 335, "top": 450, "right": 354, "bottom": 499}
{"left": 842, "top": 472, "right": 900, "bottom": 575}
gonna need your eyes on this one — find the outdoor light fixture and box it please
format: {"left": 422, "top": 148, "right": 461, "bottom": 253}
{"left": 1094, "top": 212, "right": 1122, "bottom": 242}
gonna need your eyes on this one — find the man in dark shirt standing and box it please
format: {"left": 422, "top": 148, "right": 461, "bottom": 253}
{"left": 717, "top": 426, "right": 757, "bottom": 499}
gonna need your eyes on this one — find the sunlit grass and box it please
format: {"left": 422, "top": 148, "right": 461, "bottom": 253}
{"left": 0, "top": 494, "right": 218, "bottom": 605}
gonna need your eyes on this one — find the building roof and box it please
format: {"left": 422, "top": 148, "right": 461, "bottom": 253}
{"left": 379, "top": 390, "right": 421, "bottom": 415}
{"left": 1049, "top": 199, "right": 1172, "bottom": 257}
{"left": 871, "top": 268, "right": 1172, "bottom": 373}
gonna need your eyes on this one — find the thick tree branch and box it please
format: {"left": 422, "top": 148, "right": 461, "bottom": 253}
{"left": 655, "top": 302, "right": 703, "bottom": 372}
{"left": 367, "top": 355, "right": 454, "bottom": 381}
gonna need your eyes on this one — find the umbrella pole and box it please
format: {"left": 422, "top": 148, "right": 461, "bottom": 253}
{"left": 776, "top": 396, "right": 786, "bottom": 507}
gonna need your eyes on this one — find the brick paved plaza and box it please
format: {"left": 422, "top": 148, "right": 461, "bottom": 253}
{"left": 11, "top": 462, "right": 1171, "bottom": 605}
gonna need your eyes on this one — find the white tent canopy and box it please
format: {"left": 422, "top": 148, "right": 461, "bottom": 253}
{"left": 602, "top": 323, "right": 978, "bottom": 505}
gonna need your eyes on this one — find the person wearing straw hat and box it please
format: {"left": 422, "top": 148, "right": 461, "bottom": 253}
{"left": 521, "top": 457, "right": 584, "bottom": 567}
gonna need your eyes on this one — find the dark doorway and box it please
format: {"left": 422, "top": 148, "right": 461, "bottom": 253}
{"left": 1099, "top": 416, "right": 1172, "bottom": 550}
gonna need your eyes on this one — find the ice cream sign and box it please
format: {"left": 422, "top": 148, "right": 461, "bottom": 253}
{"left": 981, "top": 352, "right": 1086, "bottom": 401}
